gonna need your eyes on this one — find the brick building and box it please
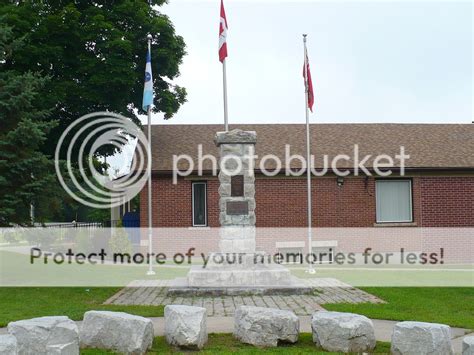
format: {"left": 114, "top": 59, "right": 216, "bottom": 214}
{"left": 135, "top": 124, "right": 473, "bottom": 261}
{"left": 139, "top": 124, "right": 473, "bottom": 228}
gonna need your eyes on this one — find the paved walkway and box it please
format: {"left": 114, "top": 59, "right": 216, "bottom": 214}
{"left": 104, "top": 278, "right": 384, "bottom": 316}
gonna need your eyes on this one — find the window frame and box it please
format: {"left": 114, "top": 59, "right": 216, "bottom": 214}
{"left": 375, "top": 179, "right": 413, "bottom": 223}
{"left": 192, "top": 181, "right": 208, "bottom": 227}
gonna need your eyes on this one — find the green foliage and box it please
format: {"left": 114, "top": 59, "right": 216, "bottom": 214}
{"left": 108, "top": 227, "right": 132, "bottom": 255}
{"left": 0, "top": 1, "right": 186, "bottom": 224}
{"left": 0, "top": 21, "right": 63, "bottom": 226}
{"left": 1, "top": 0, "right": 187, "bottom": 158}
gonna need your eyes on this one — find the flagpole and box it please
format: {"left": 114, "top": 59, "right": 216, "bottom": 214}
{"left": 146, "top": 34, "right": 155, "bottom": 276}
{"left": 303, "top": 34, "right": 315, "bottom": 274}
{"left": 222, "top": 58, "right": 229, "bottom": 131}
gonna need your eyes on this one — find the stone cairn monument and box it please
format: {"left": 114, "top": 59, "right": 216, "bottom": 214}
{"left": 169, "top": 129, "right": 309, "bottom": 295}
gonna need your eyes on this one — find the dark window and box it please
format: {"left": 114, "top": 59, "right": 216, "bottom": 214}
{"left": 192, "top": 182, "right": 207, "bottom": 226}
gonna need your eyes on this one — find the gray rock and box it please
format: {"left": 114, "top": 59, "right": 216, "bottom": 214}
{"left": 7, "top": 316, "right": 79, "bottom": 355}
{"left": 164, "top": 305, "right": 207, "bottom": 349}
{"left": 243, "top": 184, "right": 255, "bottom": 198}
{"left": 215, "top": 130, "right": 257, "bottom": 145}
{"left": 0, "top": 334, "right": 17, "bottom": 355}
{"left": 79, "top": 311, "right": 153, "bottom": 355}
{"left": 218, "top": 183, "right": 231, "bottom": 197}
{"left": 234, "top": 306, "right": 299, "bottom": 347}
{"left": 462, "top": 336, "right": 474, "bottom": 355}
{"left": 311, "top": 311, "right": 375, "bottom": 353}
{"left": 391, "top": 321, "right": 453, "bottom": 355}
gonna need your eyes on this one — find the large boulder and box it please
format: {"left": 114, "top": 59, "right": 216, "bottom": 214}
{"left": 164, "top": 305, "right": 207, "bottom": 349}
{"left": 79, "top": 311, "right": 153, "bottom": 355}
{"left": 0, "top": 334, "right": 17, "bottom": 355}
{"left": 7, "top": 316, "right": 79, "bottom": 355}
{"left": 462, "top": 336, "right": 474, "bottom": 355}
{"left": 391, "top": 321, "right": 453, "bottom": 355}
{"left": 311, "top": 311, "right": 375, "bottom": 353}
{"left": 234, "top": 306, "right": 299, "bottom": 347}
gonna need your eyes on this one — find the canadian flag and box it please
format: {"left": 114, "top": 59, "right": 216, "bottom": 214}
{"left": 303, "top": 53, "right": 314, "bottom": 112}
{"left": 219, "top": 0, "right": 228, "bottom": 62}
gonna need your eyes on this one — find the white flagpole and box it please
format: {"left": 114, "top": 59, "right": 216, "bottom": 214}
{"left": 303, "top": 34, "right": 315, "bottom": 274}
{"left": 222, "top": 58, "right": 229, "bottom": 131}
{"left": 146, "top": 34, "right": 155, "bottom": 276}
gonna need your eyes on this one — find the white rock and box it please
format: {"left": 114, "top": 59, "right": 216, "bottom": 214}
{"left": 80, "top": 311, "right": 153, "bottom": 355}
{"left": 391, "top": 321, "right": 453, "bottom": 355}
{"left": 311, "top": 311, "right": 375, "bottom": 353}
{"left": 46, "top": 342, "right": 79, "bottom": 355}
{"left": 234, "top": 306, "right": 299, "bottom": 347}
{"left": 462, "top": 336, "right": 474, "bottom": 355}
{"left": 0, "top": 334, "right": 17, "bottom": 355}
{"left": 164, "top": 305, "right": 207, "bottom": 349}
{"left": 7, "top": 316, "right": 79, "bottom": 355}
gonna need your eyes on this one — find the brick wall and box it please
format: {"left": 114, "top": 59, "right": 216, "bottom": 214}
{"left": 140, "top": 177, "right": 220, "bottom": 228}
{"left": 420, "top": 177, "right": 474, "bottom": 227}
{"left": 255, "top": 177, "right": 378, "bottom": 227}
{"left": 140, "top": 175, "right": 473, "bottom": 228}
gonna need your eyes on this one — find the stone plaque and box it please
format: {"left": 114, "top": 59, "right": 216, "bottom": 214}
{"left": 226, "top": 201, "right": 249, "bottom": 215}
{"left": 231, "top": 175, "right": 244, "bottom": 197}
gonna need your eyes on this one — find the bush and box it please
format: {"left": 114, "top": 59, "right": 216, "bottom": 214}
{"left": 108, "top": 228, "right": 132, "bottom": 256}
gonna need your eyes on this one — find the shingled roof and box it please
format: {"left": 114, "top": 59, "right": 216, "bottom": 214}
{"left": 145, "top": 124, "right": 474, "bottom": 172}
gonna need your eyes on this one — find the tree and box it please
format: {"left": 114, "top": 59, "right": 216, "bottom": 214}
{"left": 1, "top": 0, "right": 187, "bottom": 158}
{"left": 0, "top": 22, "right": 62, "bottom": 226}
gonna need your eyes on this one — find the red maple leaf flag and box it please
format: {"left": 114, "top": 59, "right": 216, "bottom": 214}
{"left": 219, "top": 0, "right": 228, "bottom": 62}
{"left": 303, "top": 53, "right": 314, "bottom": 112}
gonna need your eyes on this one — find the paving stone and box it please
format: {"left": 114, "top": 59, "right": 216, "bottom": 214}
{"left": 105, "top": 280, "right": 383, "bottom": 316}
{"left": 285, "top": 296, "right": 306, "bottom": 315}
{"left": 271, "top": 296, "right": 292, "bottom": 311}
{"left": 151, "top": 295, "right": 165, "bottom": 306}
{"left": 173, "top": 297, "right": 184, "bottom": 305}
{"left": 181, "top": 297, "right": 193, "bottom": 306}
{"left": 192, "top": 298, "right": 204, "bottom": 307}
{"left": 242, "top": 296, "right": 255, "bottom": 306}
{"left": 213, "top": 298, "right": 225, "bottom": 316}
{"left": 261, "top": 296, "right": 278, "bottom": 309}
{"left": 233, "top": 296, "right": 245, "bottom": 307}
{"left": 222, "top": 297, "right": 235, "bottom": 316}
{"left": 202, "top": 298, "right": 214, "bottom": 317}
{"left": 292, "top": 295, "right": 317, "bottom": 314}
{"left": 252, "top": 296, "right": 267, "bottom": 307}
{"left": 161, "top": 296, "right": 175, "bottom": 305}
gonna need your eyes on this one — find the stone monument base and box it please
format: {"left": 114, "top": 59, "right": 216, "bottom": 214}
{"left": 167, "top": 252, "right": 313, "bottom": 296}
{"left": 167, "top": 275, "right": 313, "bottom": 296}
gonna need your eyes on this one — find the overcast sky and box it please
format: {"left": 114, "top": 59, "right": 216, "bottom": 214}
{"left": 139, "top": 0, "right": 472, "bottom": 126}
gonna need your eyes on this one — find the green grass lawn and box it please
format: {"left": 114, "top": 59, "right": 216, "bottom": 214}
{"left": 81, "top": 334, "right": 391, "bottom": 354}
{"left": 325, "top": 287, "right": 474, "bottom": 329}
{"left": 0, "top": 250, "right": 188, "bottom": 286}
{"left": 290, "top": 266, "right": 473, "bottom": 287}
{"left": 0, "top": 286, "right": 472, "bottom": 330}
{"left": 0, "top": 287, "right": 164, "bottom": 327}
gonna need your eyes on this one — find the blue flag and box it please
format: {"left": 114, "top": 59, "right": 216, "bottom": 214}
{"left": 142, "top": 49, "right": 153, "bottom": 111}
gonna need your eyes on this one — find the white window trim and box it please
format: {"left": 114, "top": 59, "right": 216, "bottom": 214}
{"left": 375, "top": 179, "right": 413, "bottom": 223}
{"left": 192, "top": 182, "right": 207, "bottom": 227}
{"left": 311, "top": 246, "right": 335, "bottom": 264}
